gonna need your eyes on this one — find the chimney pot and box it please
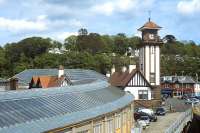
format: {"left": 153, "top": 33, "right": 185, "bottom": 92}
{"left": 122, "top": 66, "right": 127, "bottom": 72}
{"left": 58, "top": 65, "right": 64, "bottom": 78}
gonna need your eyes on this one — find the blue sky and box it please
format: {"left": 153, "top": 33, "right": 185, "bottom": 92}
{"left": 0, "top": 0, "right": 200, "bottom": 45}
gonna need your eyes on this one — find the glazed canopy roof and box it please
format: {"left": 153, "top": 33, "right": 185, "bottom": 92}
{"left": 0, "top": 69, "right": 133, "bottom": 133}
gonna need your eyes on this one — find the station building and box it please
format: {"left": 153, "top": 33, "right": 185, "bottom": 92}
{"left": 0, "top": 69, "right": 134, "bottom": 133}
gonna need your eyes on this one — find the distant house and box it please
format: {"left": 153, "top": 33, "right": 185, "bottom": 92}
{"left": 48, "top": 45, "right": 68, "bottom": 54}
{"left": 194, "top": 82, "right": 200, "bottom": 95}
{"left": 160, "top": 76, "right": 195, "bottom": 96}
{"left": 0, "top": 79, "right": 10, "bottom": 91}
{"left": 0, "top": 78, "right": 19, "bottom": 91}
{"left": 109, "top": 65, "right": 153, "bottom": 100}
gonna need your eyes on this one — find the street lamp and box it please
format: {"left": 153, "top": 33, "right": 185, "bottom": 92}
{"left": 181, "top": 71, "right": 184, "bottom": 96}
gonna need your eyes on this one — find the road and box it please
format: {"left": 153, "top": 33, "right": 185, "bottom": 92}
{"left": 141, "top": 98, "right": 192, "bottom": 133}
{"left": 143, "top": 112, "right": 181, "bottom": 133}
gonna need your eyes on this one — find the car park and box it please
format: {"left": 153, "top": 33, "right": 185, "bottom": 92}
{"left": 155, "top": 107, "right": 166, "bottom": 116}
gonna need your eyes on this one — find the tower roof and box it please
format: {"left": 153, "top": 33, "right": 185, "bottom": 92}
{"left": 138, "top": 20, "right": 162, "bottom": 31}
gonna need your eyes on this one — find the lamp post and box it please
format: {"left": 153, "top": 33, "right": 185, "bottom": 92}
{"left": 181, "top": 71, "right": 184, "bottom": 96}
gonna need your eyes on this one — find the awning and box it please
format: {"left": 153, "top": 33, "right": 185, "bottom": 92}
{"left": 161, "top": 88, "right": 173, "bottom": 94}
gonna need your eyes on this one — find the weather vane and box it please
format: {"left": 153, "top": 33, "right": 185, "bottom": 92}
{"left": 148, "top": 10, "right": 151, "bottom": 22}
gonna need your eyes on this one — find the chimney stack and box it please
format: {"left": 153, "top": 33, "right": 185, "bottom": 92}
{"left": 122, "top": 66, "right": 127, "bottom": 72}
{"left": 111, "top": 65, "right": 115, "bottom": 75}
{"left": 106, "top": 72, "right": 111, "bottom": 78}
{"left": 129, "top": 65, "right": 136, "bottom": 73}
{"left": 58, "top": 65, "right": 64, "bottom": 78}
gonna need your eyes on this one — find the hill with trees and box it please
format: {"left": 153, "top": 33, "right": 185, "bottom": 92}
{"left": 0, "top": 28, "right": 200, "bottom": 79}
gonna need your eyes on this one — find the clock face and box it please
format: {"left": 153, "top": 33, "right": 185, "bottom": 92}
{"left": 149, "top": 34, "right": 154, "bottom": 40}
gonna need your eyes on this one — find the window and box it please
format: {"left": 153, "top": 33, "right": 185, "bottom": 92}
{"left": 115, "top": 114, "right": 121, "bottom": 129}
{"left": 140, "top": 64, "right": 143, "bottom": 71}
{"left": 138, "top": 90, "right": 148, "bottom": 100}
{"left": 93, "top": 123, "right": 102, "bottom": 133}
{"left": 164, "top": 83, "right": 169, "bottom": 88}
{"left": 150, "top": 73, "right": 155, "bottom": 83}
{"left": 107, "top": 119, "right": 113, "bottom": 133}
{"left": 186, "top": 84, "right": 190, "bottom": 88}
{"left": 151, "top": 91, "right": 154, "bottom": 99}
{"left": 175, "top": 84, "right": 179, "bottom": 88}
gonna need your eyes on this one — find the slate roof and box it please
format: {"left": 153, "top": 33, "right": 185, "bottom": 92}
{"left": 12, "top": 69, "right": 106, "bottom": 86}
{"left": 109, "top": 69, "right": 137, "bottom": 87}
{"left": 0, "top": 70, "right": 133, "bottom": 133}
{"left": 161, "top": 76, "right": 196, "bottom": 84}
{"left": 0, "top": 79, "right": 9, "bottom": 83}
{"left": 138, "top": 20, "right": 161, "bottom": 31}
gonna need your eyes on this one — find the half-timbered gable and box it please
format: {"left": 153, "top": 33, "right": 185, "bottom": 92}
{"left": 127, "top": 71, "right": 151, "bottom": 87}
{"left": 110, "top": 69, "right": 153, "bottom": 100}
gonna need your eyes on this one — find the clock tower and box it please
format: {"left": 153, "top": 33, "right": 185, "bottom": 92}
{"left": 138, "top": 18, "right": 163, "bottom": 86}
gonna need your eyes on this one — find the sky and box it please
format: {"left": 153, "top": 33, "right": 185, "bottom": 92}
{"left": 0, "top": 0, "right": 200, "bottom": 45}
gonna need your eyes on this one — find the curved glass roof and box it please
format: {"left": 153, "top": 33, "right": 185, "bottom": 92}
{"left": 0, "top": 69, "right": 134, "bottom": 133}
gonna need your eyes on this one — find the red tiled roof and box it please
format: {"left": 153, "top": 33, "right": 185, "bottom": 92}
{"left": 109, "top": 69, "right": 137, "bottom": 87}
{"left": 32, "top": 76, "right": 38, "bottom": 84}
{"left": 138, "top": 21, "right": 161, "bottom": 31}
{"left": 38, "top": 76, "right": 59, "bottom": 88}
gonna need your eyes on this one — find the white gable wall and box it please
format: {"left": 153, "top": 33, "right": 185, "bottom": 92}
{"left": 125, "top": 86, "right": 152, "bottom": 100}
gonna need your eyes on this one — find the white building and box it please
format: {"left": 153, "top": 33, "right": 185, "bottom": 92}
{"left": 109, "top": 65, "right": 153, "bottom": 100}
{"left": 110, "top": 19, "right": 163, "bottom": 101}
{"left": 194, "top": 82, "right": 200, "bottom": 95}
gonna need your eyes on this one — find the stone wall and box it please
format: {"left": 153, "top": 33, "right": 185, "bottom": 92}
{"left": 134, "top": 99, "right": 161, "bottom": 109}
{"left": 152, "top": 85, "right": 161, "bottom": 100}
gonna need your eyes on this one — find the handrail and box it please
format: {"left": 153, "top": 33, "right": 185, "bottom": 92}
{"left": 165, "top": 108, "right": 192, "bottom": 133}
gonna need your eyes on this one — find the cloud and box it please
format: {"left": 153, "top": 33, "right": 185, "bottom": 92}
{"left": 55, "top": 32, "right": 78, "bottom": 41}
{"left": 91, "top": 0, "right": 154, "bottom": 16}
{"left": 177, "top": 0, "right": 200, "bottom": 14}
{"left": 0, "top": 0, "right": 4, "bottom": 4}
{"left": 91, "top": 0, "right": 136, "bottom": 16}
{"left": 0, "top": 16, "right": 48, "bottom": 32}
{"left": 68, "top": 19, "right": 82, "bottom": 28}
{"left": 91, "top": 2, "right": 114, "bottom": 16}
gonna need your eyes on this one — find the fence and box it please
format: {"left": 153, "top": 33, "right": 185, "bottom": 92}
{"left": 165, "top": 108, "right": 192, "bottom": 133}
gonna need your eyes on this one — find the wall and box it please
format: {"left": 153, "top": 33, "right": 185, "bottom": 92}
{"left": 134, "top": 99, "right": 161, "bottom": 109}
{"left": 45, "top": 103, "right": 134, "bottom": 133}
{"left": 124, "top": 86, "right": 152, "bottom": 100}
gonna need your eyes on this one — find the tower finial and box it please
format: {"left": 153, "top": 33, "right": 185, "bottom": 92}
{"left": 148, "top": 10, "right": 151, "bottom": 22}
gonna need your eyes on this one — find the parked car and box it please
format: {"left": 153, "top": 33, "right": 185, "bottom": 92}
{"left": 137, "top": 116, "right": 150, "bottom": 129}
{"left": 137, "top": 108, "right": 154, "bottom": 115}
{"left": 134, "top": 111, "right": 157, "bottom": 122}
{"left": 181, "top": 94, "right": 189, "bottom": 100}
{"left": 185, "top": 98, "right": 199, "bottom": 105}
{"left": 155, "top": 107, "right": 166, "bottom": 116}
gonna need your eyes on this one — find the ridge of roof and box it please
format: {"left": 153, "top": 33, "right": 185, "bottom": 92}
{"left": 138, "top": 20, "right": 162, "bottom": 31}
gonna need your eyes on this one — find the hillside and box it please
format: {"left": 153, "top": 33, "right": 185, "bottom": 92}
{"left": 0, "top": 29, "right": 199, "bottom": 79}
